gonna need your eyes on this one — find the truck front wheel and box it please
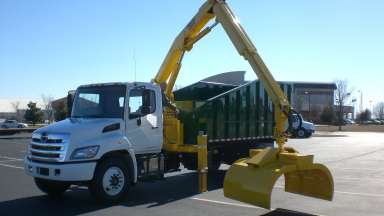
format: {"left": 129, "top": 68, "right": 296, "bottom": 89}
{"left": 89, "top": 158, "right": 130, "bottom": 203}
{"left": 34, "top": 178, "right": 70, "bottom": 197}
{"left": 296, "top": 128, "right": 307, "bottom": 138}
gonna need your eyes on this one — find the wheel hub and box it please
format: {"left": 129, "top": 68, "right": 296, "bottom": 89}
{"left": 102, "top": 166, "right": 125, "bottom": 196}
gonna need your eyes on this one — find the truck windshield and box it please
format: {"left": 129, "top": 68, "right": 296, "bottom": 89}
{"left": 71, "top": 85, "right": 126, "bottom": 119}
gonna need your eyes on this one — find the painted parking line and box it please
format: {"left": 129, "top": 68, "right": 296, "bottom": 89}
{"left": 0, "top": 159, "right": 21, "bottom": 163}
{"left": 191, "top": 197, "right": 328, "bottom": 216}
{"left": 0, "top": 156, "right": 24, "bottom": 169}
{"left": 335, "top": 176, "right": 384, "bottom": 182}
{"left": 274, "top": 185, "right": 384, "bottom": 198}
{"left": 191, "top": 197, "right": 263, "bottom": 209}
{"left": 331, "top": 167, "right": 383, "bottom": 171}
{"left": 334, "top": 190, "right": 384, "bottom": 198}
{"left": 0, "top": 155, "right": 23, "bottom": 161}
{"left": 0, "top": 163, "right": 24, "bottom": 169}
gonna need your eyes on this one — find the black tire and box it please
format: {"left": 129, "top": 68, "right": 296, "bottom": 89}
{"left": 89, "top": 157, "right": 130, "bottom": 203}
{"left": 34, "top": 178, "right": 70, "bottom": 197}
{"left": 296, "top": 128, "right": 306, "bottom": 138}
{"left": 208, "top": 153, "right": 221, "bottom": 172}
{"left": 305, "top": 132, "right": 313, "bottom": 138}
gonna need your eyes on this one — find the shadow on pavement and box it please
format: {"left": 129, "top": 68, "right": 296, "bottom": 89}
{"left": 0, "top": 171, "right": 225, "bottom": 216}
{"left": 312, "top": 134, "right": 348, "bottom": 138}
{"left": 0, "top": 170, "right": 318, "bottom": 216}
{"left": 261, "top": 208, "right": 317, "bottom": 216}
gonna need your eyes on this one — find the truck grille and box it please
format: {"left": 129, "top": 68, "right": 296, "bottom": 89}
{"left": 29, "top": 133, "right": 69, "bottom": 163}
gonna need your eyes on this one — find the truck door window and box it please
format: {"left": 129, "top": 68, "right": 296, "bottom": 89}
{"left": 129, "top": 88, "right": 156, "bottom": 119}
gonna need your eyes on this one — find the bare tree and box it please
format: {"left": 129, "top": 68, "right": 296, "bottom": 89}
{"left": 41, "top": 95, "right": 54, "bottom": 123}
{"left": 11, "top": 101, "right": 20, "bottom": 112}
{"left": 10, "top": 101, "right": 21, "bottom": 121}
{"left": 374, "top": 102, "right": 384, "bottom": 120}
{"left": 335, "top": 79, "right": 352, "bottom": 131}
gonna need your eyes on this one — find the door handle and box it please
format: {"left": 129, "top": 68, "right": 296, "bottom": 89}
{"left": 152, "top": 126, "right": 158, "bottom": 129}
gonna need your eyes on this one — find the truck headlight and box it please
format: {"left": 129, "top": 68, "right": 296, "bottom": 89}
{"left": 70, "top": 146, "right": 99, "bottom": 160}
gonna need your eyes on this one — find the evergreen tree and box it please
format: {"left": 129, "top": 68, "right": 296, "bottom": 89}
{"left": 24, "top": 102, "right": 43, "bottom": 125}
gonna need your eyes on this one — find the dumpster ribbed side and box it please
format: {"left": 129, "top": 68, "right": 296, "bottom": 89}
{"left": 177, "top": 80, "right": 292, "bottom": 145}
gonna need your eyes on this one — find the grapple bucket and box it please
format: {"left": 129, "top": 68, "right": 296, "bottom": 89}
{"left": 223, "top": 147, "right": 334, "bottom": 209}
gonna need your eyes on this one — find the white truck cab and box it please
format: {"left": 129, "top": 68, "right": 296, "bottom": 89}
{"left": 25, "top": 82, "right": 165, "bottom": 201}
{"left": 290, "top": 113, "right": 315, "bottom": 138}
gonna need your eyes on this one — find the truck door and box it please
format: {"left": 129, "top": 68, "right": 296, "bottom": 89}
{"left": 125, "top": 85, "right": 163, "bottom": 154}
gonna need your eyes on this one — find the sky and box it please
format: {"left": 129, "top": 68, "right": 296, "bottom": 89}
{"left": 0, "top": 0, "right": 383, "bottom": 112}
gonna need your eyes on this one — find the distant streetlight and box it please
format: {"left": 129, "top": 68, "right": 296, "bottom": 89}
{"left": 351, "top": 98, "right": 357, "bottom": 119}
{"left": 305, "top": 91, "right": 311, "bottom": 120}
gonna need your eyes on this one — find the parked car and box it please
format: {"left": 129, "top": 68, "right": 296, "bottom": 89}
{"left": 361, "top": 120, "right": 374, "bottom": 125}
{"left": 343, "top": 119, "right": 355, "bottom": 125}
{"left": 1, "top": 120, "right": 28, "bottom": 128}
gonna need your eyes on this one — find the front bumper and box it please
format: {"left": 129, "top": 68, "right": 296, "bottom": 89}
{"left": 24, "top": 157, "right": 97, "bottom": 182}
{"left": 308, "top": 129, "right": 315, "bottom": 134}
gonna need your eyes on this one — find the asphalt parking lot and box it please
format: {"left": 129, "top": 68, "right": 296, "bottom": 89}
{"left": 0, "top": 132, "right": 383, "bottom": 216}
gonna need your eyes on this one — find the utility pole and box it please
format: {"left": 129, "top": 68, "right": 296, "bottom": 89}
{"left": 369, "top": 100, "right": 373, "bottom": 113}
{"left": 358, "top": 90, "right": 363, "bottom": 113}
{"left": 351, "top": 98, "right": 357, "bottom": 120}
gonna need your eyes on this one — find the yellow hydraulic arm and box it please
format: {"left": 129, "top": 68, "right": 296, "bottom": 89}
{"left": 153, "top": 0, "right": 334, "bottom": 209}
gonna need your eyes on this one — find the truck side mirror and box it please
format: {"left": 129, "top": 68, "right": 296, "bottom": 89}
{"left": 141, "top": 106, "right": 151, "bottom": 115}
{"left": 67, "top": 92, "right": 74, "bottom": 117}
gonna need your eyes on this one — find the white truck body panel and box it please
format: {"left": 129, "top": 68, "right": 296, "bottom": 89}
{"left": 25, "top": 159, "right": 97, "bottom": 181}
{"left": 125, "top": 83, "right": 163, "bottom": 154}
{"left": 25, "top": 82, "right": 163, "bottom": 183}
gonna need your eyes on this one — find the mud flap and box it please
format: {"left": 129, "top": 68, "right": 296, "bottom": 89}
{"left": 223, "top": 147, "right": 334, "bottom": 209}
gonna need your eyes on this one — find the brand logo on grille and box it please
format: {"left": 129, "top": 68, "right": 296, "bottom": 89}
{"left": 41, "top": 133, "right": 48, "bottom": 143}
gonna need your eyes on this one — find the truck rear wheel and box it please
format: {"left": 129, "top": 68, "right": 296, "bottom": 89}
{"left": 34, "top": 178, "right": 70, "bottom": 197}
{"left": 208, "top": 153, "right": 221, "bottom": 172}
{"left": 89, "top": 158, "right": 130, "bottom": 203}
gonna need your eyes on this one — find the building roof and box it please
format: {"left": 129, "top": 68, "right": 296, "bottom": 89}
{"left": 201, "top": 71, "right": 247, "bottom": 86}
{"left": 287, "top": 81, "right": 337, "bottom": 90}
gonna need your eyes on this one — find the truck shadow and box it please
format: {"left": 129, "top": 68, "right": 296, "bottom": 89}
{"left": 261, "top": 208, "right": 317, "bottom": 216}
{"left": 0, "top": 170, "right": 318, "bottom": 216}
{"left": 125, "top": 170, "right": 225, "bottom": 208}
{"left": 0, "top": 170, "right": 225, "bottom": 216}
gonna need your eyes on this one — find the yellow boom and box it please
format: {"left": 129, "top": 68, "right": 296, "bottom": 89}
{"left": 153, "top": 0, "right": 333, "bottom": 209}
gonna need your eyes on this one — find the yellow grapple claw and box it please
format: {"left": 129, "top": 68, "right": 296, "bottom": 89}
{"left": 223, "top": 147, "right": 334, "bottom": 209}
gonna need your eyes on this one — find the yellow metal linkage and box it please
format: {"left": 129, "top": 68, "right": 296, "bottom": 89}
{"left": 153, "top": 0, "right": 334, "bottom": 209}
{"left": 197, "top": 135, "right": 208, "bottom": 193}
{"left": 224, "top": 148, "right": 334, "bottom": 209}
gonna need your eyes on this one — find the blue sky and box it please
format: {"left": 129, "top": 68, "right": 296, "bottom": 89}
{"left": 0, "top": 0, "right": 383, "bottom": 111}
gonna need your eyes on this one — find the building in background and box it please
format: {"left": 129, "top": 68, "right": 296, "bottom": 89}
{"left": 174, "top": 71, "right": 344, "bottom": 123}
{"left": 51, "top": 90, "right": 75, "bottom": 120}
{"left": 290, "top": 82, "right": 337, "bottom": 123}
